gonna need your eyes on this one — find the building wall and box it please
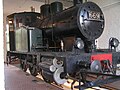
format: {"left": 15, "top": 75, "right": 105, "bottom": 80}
{"left": 89, "top": 0, "right": 120, "bottom": 50}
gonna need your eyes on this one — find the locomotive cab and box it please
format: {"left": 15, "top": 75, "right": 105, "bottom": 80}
{"left": 6, "top": 12, "right": 45, "bottom": 52}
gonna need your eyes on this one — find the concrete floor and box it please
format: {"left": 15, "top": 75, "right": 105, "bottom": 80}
{"left": 4, "top": 64, "right": 63, "bottom": 90}
{"left": 4, "top": 63, "right": 120, "bottom": 90}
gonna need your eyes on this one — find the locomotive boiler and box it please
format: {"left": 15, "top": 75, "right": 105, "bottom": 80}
{"left": 36, "top": 1, "right": 104, "bottom": 53}
{"left": 7, "top": 0, "right": 120, "bottom": 89}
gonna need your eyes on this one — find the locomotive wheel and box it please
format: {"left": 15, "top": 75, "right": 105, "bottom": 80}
{"left": 29, "top": 65, "right": 38, "bottom": 76}
{"left": 23, "top": 63, "right": 27, "bottom": 72}
{"left": 41, "top": 70, "right": 52, "bottom": 83}
{"left": 20, "top": 61, "right": 27, "bottom": 72}
{"left": 20, "top": 61, "right": 24, "bottom": 69}
{"left": 42, "top": 76, "right": 51, "bottom": 83}
{"left": 112, "top": 65, "right": 117, "bottom": 75}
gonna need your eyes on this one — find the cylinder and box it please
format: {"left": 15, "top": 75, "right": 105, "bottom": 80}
{"left": 40, "top": 4, "right": 50, "bottom": 18}
{"left": 50, "top": 1, "right": 63, "bottom": 14}
{"left": 41, "top": 70, "right": 54, "bottom": 83}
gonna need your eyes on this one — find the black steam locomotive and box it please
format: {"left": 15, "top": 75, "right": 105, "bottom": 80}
{"left": 7, "top": 0, "right": 120, "bottom": 89}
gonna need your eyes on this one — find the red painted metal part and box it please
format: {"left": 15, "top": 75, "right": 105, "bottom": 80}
{"left": 91, "top": 54, "right": 112, "bottom": 64}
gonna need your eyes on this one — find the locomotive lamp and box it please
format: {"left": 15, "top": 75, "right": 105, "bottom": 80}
{"left": 109, "top": 37, "right": 119, "bottom": 51}
{"left": 75, "top": 38, "right": 84, "bottom": 49}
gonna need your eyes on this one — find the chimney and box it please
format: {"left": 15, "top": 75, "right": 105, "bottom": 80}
{"left": 73, "top": 0, "right": 83, "bottom": 6}
{"left": 30, "top": 6, "right": 35, "bottom": 12}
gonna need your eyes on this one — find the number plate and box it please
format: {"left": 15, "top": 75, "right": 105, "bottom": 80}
{"left": 88, "top": 11, "right": 100, "bottom": 20}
